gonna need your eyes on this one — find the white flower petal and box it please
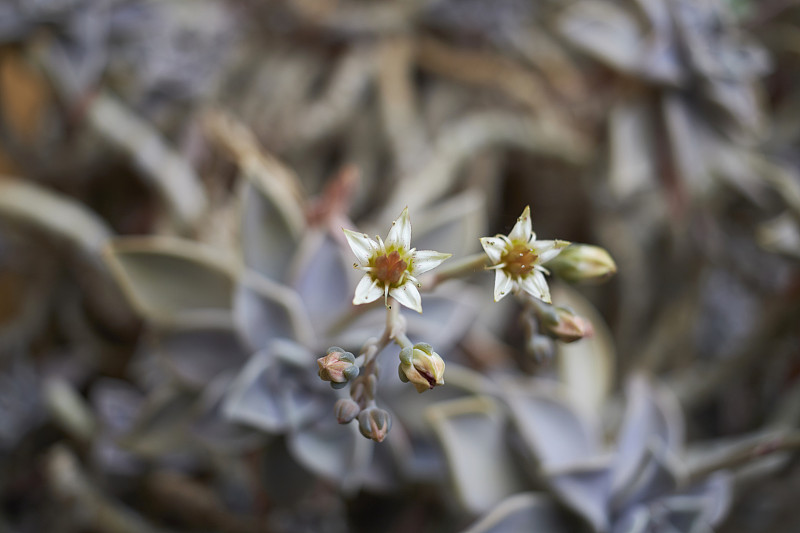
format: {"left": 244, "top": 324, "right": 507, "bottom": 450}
{"left": 536, "top": 240, "right": 570, "bottom": 264}
{"left": 343, "top": 229, "right": 376, "bottom": 265}
{"left": 386, "top": 207, "right": 412, "bottom": 250}
{"left": 480, "top": 236, "right": 506, "bottom": 264}
{"left": 508, "top": 206, "right": 533, "bottom": 243}
{"left": 353, "top": 275, "right": 383, "bottom": 305}
{"left": 493, "top": 269, "right": 515, "bottom": 302}
{"left": 520, "top": 271, "right": 551, "bottom": 303}
{"left": 390, "top": 280, "right": 422, "bottom": 313}
{"left": 412, "top": 250, "right": 452, "bottom": 275}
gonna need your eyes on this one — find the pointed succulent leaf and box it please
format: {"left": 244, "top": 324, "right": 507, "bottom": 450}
{"left": 612, "top": 376, "right": 685, "bottom": 496}
{"left": 154, "top": 321, "right": 248, "bottom": 390}
{"left": 287, "top": 416, "right": 372, "bottom": 488}
{"left": 240, "top": 181, "right": 302, "bottom": 282}
{"left": 503, "top": 380, "right": 601, "bottom": 471}
{"left": 104, "top": 237, "right": 236, "bottom": 324}
{"left": 461, "top": 493, "right": 570, "bottom": 533}
{"left": 678, "top": 471, "right": 732, "bottom": 527}
{"left": 119, "top": 385, "right": 198, "bottom": 458}
{"left": 290, "top": 231, "right": 353, "bottom": 334}
{"left": 88, "top": 93, "right": 207, "bottom": 229}
{"left": 611, "top": 442, "right": 683, "bottom": 513}
{"left": 223, "top": 350, "right": 324, "bottom": 434}
{"left": 235, "top": 271, "right": 314, "bottom": 351}
{"left": 426, "top": 396, "right": 529, "bottom": 514}
{"left": 0, "top": 177, "right": 111, "bottom": 254}
{"left": 549, "top": 460, "right": 613, "bottom": 533}
{"left": 611, "top": 506, "right": 651, "bottom": 533}
{"left": 190, "top": 373, "right": 266, "bottom": 454}
{"left": 0, "top": 178, "right": 136, "bottom": 331}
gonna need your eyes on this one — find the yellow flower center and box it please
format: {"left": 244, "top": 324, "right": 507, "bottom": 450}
{"left": 502, "top": 242, "right": 538, "bottom": 277}
{"left": 373, "top": 250, "right": 408, "bottom": 286}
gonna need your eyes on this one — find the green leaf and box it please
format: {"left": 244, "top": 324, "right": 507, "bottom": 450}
{"left": 104, "top": 237, "right": 236, "bottom": 324}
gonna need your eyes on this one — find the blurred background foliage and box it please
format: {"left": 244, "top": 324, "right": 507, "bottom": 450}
{"left": 0, "top": 0, "right": 799, "bottom": 532}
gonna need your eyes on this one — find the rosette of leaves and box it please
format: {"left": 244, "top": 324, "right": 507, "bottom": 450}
{"left": 428, "top": 376, "right": 734, "bottom": 532}
{"left": 222, "top": 156, "right": 488, "bottom": 491}
{"left": 103, "top": 125, "right": 488, "bottom": 493}
{"left": 557, "top": 0, "right": 771, "bottom": 202}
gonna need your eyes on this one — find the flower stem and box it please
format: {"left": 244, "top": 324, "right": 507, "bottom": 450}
{"left": 423, "top": 252, "right": 491, "bottom": 290}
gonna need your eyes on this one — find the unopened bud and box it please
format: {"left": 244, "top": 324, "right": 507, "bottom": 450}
{"left": 398, "top": 343, "right": 445, "bottom": 393}
{"left": 334, "top": 398, "right": 361, "bottom": 424}
{"left": 357, "top": 407, "right": 392, "bottom": 442}
{"left": 546, "top": 244, "right": 616, "bottom": 284}
{"left": 317, "top": 347, "right": 358, "bottom": 384}
{"left": 542, "top": 307, "right": 594, "bottom": 343}
{"left": 527, "top": 334, "right": 555, "bottom": 361}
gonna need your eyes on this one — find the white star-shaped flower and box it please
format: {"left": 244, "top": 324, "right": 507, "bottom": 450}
{"left": 343, "top": 208, "right": 451, "bottom": 313}
{"left": 480, "top": 206, "right": 569, "bottom": 303}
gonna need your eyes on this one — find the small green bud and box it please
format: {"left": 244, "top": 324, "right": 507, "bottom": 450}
{"left": 542, "top": 307, "right": 593, "bottom": 343}
{"left": 357, "top": 407, "right": 392, "bottom": 442}
{"left": 398, "top": 343, "right": 445, "bottom": 393}
{"left": 546, "top": 244, "right": 617, "bottom": 284}
{"left": 317, "top": 347, "right": 357, "bottom": 384}
{"left": 334, "top": 398, "right": 361, "bottom": 424}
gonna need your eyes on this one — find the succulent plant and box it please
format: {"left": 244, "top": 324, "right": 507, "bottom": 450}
{"left": 430, "top": 375, "right": 738, "bottom": 532}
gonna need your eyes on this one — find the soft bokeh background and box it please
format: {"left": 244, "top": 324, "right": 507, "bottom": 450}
{"left": 0, "top": 1, "right": 799, "bottom": 532}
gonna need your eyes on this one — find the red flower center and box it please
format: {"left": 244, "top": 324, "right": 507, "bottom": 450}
{"left": 373, "top": 250, "right": 408, "bottom": 286}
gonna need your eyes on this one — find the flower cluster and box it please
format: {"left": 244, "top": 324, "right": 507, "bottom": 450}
{"left": 318, "top": 204, "right": 615, "bottom": 442}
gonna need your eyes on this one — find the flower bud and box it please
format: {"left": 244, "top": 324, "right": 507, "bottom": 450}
{"left": 546, "top": 244, "right": 616, "bottom": 284}
{"left": 317, "top": 347, "right": 358, "bottom": 384}
{"left": 527, "top": 334, "right": 555, "bottom": 362}
{"left": 542, "top": 307, "right": 594, "bottom": 343}
{"left": 398, "top": 343, "right": 445, "bottom": 393}
{"left": 357, "top": 407, "right": 392, "bottom": 442}
{"left": 334, "top": 398, "right": 361, "bottom": 424}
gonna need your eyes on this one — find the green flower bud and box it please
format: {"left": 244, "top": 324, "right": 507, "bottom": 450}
{"left": 357, "top": 407, "right": 392, "bottom": 442}
{"left": 542, "top": 307, "right": 593, "bottom": 343}
{"left": 317, "top": 347, "right": 357, "bottom": 384}
{"left": 398, "top": 343, "right": 445, "bottom": 393}
{"left": 546, "top": 244, "right": 617, "bottom": 284}
{"left": 334, "top": 398, "right": 361, "bottom": 424}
